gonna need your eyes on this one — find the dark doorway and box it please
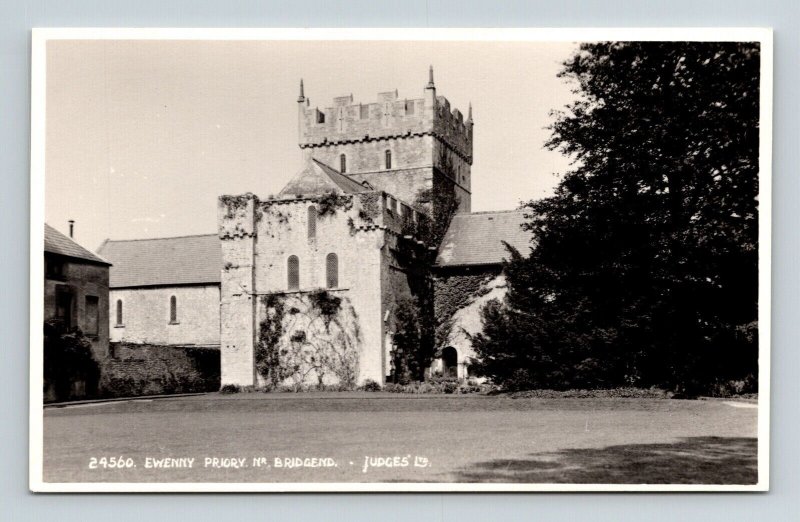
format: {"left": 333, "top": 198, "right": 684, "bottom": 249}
{"left": 442, "top": 346, "right": 458, "bottom": 379}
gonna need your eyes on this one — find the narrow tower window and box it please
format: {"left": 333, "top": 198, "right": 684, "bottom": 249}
{"left": 307, "top": 205, "right": 317, "bottom": 239}
{"left": 288, "top": 255, "right": 300, "bottom": 290}
{"left": 340, "top": 154, "right": 347, "bottom": 173}
{"left": 326, "top": 253, "right": 339, "bottom": 289}
{"left": 169, "top": 295, "right": 178, "bottom": 324}
{"left": 116, "top": 299, "right": 123, "bottom": 326}
{"left": 385, "top": 150, "right": 392, "bottom": 169}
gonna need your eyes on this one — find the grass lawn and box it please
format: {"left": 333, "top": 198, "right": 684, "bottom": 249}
{"left": 42, "top": 393, "right": 758, "bottom": 484}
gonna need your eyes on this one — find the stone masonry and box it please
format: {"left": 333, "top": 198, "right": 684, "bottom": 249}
{"left": 297, "top": 67, "right": 473, "bottom": 212}
{"left": 218, "top": 69, "right": 490, "bottom": 388}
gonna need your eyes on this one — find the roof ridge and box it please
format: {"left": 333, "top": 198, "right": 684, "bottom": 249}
{"left": 103, "top": 232, "right": 218, "bottom": 243}
{"left": 310, "top": 158, "right": 367, "bottom": 193}
{"left": 459, "top": 209, "right": 526, "bottom": 216}
{"left": 44, "top": 223, "right": 111, "bottom": 265}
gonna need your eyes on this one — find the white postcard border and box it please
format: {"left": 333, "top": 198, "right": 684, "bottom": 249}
{"left": 29, "top": 27, "right": 773, "bottom": 493}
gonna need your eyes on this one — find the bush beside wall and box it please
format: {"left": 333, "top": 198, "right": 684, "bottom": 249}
{"left": 99, "top": 343, "right": 220, "bottom": 398}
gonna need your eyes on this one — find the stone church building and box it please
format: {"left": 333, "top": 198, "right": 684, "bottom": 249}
{"left": 217, "top": 69, "right": 530, "bottom": 388}
{"left": 98, "top": 234, "right": 221, "bottom": 349}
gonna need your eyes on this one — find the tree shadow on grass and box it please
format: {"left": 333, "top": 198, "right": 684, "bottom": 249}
{"left": 453, "top": 436, "right": 757, "bottom": 484}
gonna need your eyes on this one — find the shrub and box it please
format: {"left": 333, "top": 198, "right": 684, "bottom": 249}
{"left": 441, "top": 381, "right": 458, "bottom": 394}
{"left": 508, "top": 387, "right": 672, "bottom": 399}
{"left": 98, "top": 343, "right": 220, "bottom": 399}
{"left": 220, "top": 384, "right": 241, "bottom": 394}
{"left": 381, "top": 379, "right": 492, "bottom": 395}
{"left": 360, "top": 379, "right": 382, "bottom": 392}
{"left": 43, "top": 319, "right": 100, "bottom": 401}
{"left": 706, "top": 376, "right": 758, "bottom": 398}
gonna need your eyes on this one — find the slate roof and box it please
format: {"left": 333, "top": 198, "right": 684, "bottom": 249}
{"left": 97, "top": 233, "right": 221, "bottom": 288}
{"left": 278, "top": 158, "right": 369, "bottom": 197}
{"left": 435, "top": 210, "right": 532, "bottom": 267}
{"left": 44, "top": 223, "right": 110, "bottom": 265}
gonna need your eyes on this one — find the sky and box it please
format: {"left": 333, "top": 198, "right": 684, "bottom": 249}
{"left": 45, "top": 39, "right": 578, "bottom": 251}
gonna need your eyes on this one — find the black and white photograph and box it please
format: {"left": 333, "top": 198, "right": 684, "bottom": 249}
{"left": 30, "top": 28, "right": 771, "bottom": 492}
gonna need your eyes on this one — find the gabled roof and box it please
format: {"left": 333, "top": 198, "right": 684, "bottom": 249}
{"left": 435, "top": 210, "right": 532, "bottom": 267}
{"left": 278, "top": 158, "right": 369, "bottom": 198}
{"left": 44, "top": 224, "right": 110, "bottom": 265}
{"left": 97, "top": 233, "right": 221, "bottom": 288}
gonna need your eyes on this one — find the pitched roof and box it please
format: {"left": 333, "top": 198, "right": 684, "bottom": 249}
{"left": 278, "top": 158, "right": 369, "bottom": 198}
{"left": 97, "top": 234, "right": 221, "bottom": 288}
{"left": 44, "top": 224, "right": 110, "bottom": 265}
{"left": 435, "top": 210, "right": 532, "bottom": 267}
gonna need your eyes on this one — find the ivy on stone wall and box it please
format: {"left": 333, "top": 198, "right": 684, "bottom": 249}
{"left": 432, "top": 271, "right": 497, "bottom": 348}
{"left": 347, "top": 192, "right": 381, "bottom": 235}
{"left": 316, "top": 191, "right": 353, "bottom": 217}
{"left": 388, "top": 147, "right": 462, "bottom": 382}
{"left": 359, "top": 192, "right": 381, "bottom": 219}
{"left": 256, "top": 290, "right": 361, "bottom": 390}
{"left": 391, "top": 296, "right": 434, "bottom": 384}
{"left": 433, "top": 272, "right": 496, "bottom": 325}
{"left": 255, "top": 294, "right": 286, "bottom": 386}
{"left": 100, "top": 343, "right": 220, "bottom": 398}
{"left": 219, "top": 193, "right": 254, "bottom": 219}
{"left": 414, "top": 146, "right": 461, "bottom": 248}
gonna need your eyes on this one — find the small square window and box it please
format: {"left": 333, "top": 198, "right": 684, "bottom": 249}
{"left": 46, "top": 257, "right": 65, "bottom": 279}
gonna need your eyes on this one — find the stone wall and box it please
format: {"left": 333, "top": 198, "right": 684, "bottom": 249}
{"left": 109, "top": 284, "right": 220, "bottom": 347}
{"left": 219, "top": 193, "right": 388, "bottom": 386}
{"left": 300, "top": 95, "right": 431, "bottom": 147}
{"left": 303, "top": 134, "right": 432, "bottom": 175}
{"left": 100, "top": 342, "right": 220, "bottom": 398}
{"left": 218, "top": 194, "right": 257, "bottom": 385}
{"left": 299, "top": 88, "right": 473, "bottom": 163}
{"left": 299, "top": 85, "right": 473, "bottom": 214}
{"left": 218, "top": 191, "right": 429, "bottom": 387}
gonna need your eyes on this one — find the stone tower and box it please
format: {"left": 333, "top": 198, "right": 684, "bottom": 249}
{"left": 296, "top": 67, "right": 473, "bottom": 213}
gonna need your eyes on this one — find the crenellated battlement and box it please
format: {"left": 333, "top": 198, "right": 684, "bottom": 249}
{"left": 297, "top": 70, "right": 473, "bottom": 164}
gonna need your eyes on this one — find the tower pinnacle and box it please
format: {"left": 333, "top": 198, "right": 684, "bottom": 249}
{"left": 297, "top": 79, "right": 305, "bottom": 102}
{"left": 427, "top": 65, "right": 435, "bottom": 89}
{"left": 467, "top": 102, "right": 473, "bottom": 123}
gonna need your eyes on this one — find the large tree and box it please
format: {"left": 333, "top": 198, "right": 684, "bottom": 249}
{"left": 472, "top": 42, "right": 761, "bottom": 395}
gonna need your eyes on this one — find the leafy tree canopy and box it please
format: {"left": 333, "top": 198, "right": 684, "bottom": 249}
{"left": 472, "top": 42, "right": 760, "bottom": 395}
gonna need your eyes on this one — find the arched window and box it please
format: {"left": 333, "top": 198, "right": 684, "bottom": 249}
{"left": 169, "top": 295, "right": 178, "bottom": 323}
{"left": 385, "top": 150, "right": 392, "bottom": 169}
{"left": 326, "top": 253, "right": 338, "bottom": 289}
{"left": 339, "top": 154, "right": 347, "bottom": 173}
{"left": 116, "top": 299, "right": 123, "bottom": 326}
{"left": 307, "top": 205, "right": 317, "bottom": 239}
{"left": 287, "top": 255, "right": 300, "bottom": 290}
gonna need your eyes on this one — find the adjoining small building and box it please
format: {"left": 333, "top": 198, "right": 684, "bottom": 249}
{"left": 93, "top": 234, "right": 223, "bottom": 397}
{"left": 432, "top": 210, "right": 531, "bottom": 379}
{"left": 44, "top": 223, "right": 112, "bottom": 358}
{"left": 44, "top": 223, "right": 111, "bottom": 400}
{"left": 97, "top": 234, "right": 222, "bottom": 348}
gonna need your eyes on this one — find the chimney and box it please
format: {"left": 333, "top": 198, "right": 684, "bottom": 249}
{"left": 68, "top": 220, "right": 75, "bottom": 238}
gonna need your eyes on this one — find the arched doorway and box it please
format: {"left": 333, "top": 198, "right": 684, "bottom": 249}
{"left": 442, "top": 346, "right": 458, "bottom": 379}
